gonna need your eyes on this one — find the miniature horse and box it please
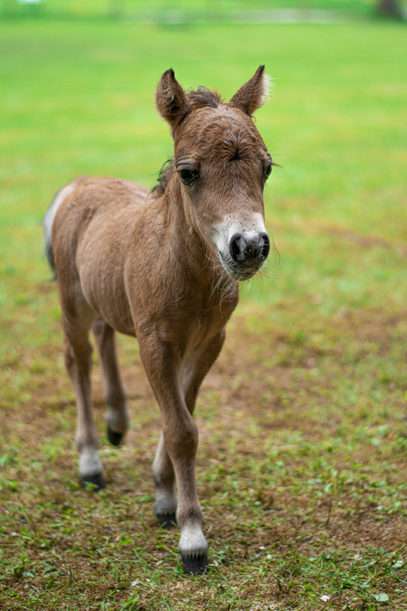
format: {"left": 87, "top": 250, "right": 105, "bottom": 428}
{"left": 44, "top": 67, "right": 273, "bottom": 574}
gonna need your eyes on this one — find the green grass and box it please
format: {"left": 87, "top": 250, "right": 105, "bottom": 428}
{"left": 1, "top": 18, "right": 406, "bottom": 610}
{"left": 1, "top": 0, "right": 405, "bottom": 20}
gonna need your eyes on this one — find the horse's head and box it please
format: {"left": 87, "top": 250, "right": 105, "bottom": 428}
{"left": 156, "top": 67, "right": 273, "bottom": 281}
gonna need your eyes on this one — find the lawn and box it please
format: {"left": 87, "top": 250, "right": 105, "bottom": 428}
{"left": 2, "top": 0, "right": 406, "bottom": 20}
{"left": 0, "top": 17, "right": 406, "bottom": 610}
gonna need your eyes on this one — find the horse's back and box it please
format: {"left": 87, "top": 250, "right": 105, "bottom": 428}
{"left": 47, "top": 177, "right": 149, "bottom": 334}
{"left": 49, "top": 176, "right": 148, "bottom": 261}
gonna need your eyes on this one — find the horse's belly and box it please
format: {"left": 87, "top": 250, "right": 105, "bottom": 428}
{"left": 78, "top": 258, "right": 135, "bottom": 336}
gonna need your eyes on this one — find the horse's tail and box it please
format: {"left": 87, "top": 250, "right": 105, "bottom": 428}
{"left": 43, "top": 183, "right": 75, "bottom": 278}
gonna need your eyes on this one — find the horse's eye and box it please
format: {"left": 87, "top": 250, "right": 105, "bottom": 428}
{"left": 179, "top": 168, "right": 199, "bottom": 185}
{"left": 263, "top": 160, "right": 272, "bottom": 181}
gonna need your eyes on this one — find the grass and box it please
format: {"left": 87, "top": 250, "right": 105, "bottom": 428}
{"left": 1, "top": 17, "right": 406, "bottom": 610}
{"left": 1, "top": 0, "right": 406, "bottom": 20}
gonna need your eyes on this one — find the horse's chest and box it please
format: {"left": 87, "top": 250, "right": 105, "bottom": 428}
{"left": 182, "top": 293, "right": 237, "bottom": 348}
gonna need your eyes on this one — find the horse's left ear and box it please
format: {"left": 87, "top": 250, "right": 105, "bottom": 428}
{"left": 229, "top": 65, "right": 270, "bottom": 116}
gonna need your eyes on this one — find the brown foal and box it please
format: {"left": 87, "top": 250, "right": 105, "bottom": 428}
{"left": 44, "top": 66, "right": 273, "bottom": 574}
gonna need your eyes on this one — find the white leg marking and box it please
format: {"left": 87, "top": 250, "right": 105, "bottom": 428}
{"left": 179, "top": 524, "right": 208, "bottom": 555}
{"left": 154, "top": 488, "right": 177, "bottom": 515}
{"left": 79, "top": 447, "right": 102, "bottom": 477}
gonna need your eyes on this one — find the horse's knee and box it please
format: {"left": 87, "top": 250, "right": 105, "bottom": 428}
{"left": 64, "top": 335, "right": 92, "bottom": 375}
{"left": 164, "top": 416, "right": 198, "bottom": 460}
{"left": 64, "top": 343, "right": 75, "bottom": 373}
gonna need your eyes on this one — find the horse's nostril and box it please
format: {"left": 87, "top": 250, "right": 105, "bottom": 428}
{"left": 260, "top": 232, "right": 270, "bottom": 260}
{"left": 245, "top": 242, "right": 258, "bottom": 258}
{"left": 229, "top": 233, "right": 246, "bottom": 262}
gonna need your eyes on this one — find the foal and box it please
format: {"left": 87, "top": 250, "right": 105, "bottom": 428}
{"left": 44, "top": 67, "right": 273, "bottom": 574}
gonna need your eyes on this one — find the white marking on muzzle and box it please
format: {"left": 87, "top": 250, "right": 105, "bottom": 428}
{"left": 212, "top": 212, "right": 267, "bottom": 259}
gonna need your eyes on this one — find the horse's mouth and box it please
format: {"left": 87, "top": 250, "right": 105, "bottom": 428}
{"left": 218, "top": 251, "right": 261, "bottom": 282}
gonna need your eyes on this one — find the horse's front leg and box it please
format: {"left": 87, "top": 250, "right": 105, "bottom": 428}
{"left": 138, "top": 331, "right": 207, "bottom": 574}
{"left": 152, "top": 331, "right": 226, "bottom": 531}
{"left": 183, "top": 331, "right": 226, "bottom": 414}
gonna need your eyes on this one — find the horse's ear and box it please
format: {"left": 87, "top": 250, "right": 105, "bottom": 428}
{"left": 229, "top": 65, "right": 270, "bottom": 116}
{"left": 156, "top": 69, "right": 189, "bottom": 131}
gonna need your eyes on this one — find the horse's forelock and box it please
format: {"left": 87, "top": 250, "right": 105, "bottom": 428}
{"left": 187, "top": 87, "right": 221, "bottom": 110}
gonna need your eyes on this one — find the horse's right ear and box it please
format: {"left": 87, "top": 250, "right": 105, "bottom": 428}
{"left": 156, "top": 69, "right": 189, "bottom": 131}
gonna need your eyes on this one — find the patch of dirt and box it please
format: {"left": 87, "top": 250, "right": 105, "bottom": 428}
{"left": 3, "top": 306, "right": 406, "bottom": 443}
{"left": 2, "top": 306, "right": 406, "bottom": 609}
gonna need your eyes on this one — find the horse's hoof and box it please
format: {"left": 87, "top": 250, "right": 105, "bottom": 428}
{"left": 107, "top": 426, "right": 124, "bottom": 447}
{"left": 181, "top": 551, "right": 208, "bottom": 575}
{"left": 156, "top": 511, "right": 177, "bottom": 529}
{"left": 80, "top": 472, "right": 106, "bottom": 491}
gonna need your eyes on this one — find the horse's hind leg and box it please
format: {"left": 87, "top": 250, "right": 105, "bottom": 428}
{"left": 63, "top": 308, "right": 105, "bottom": 490}
{"left": 92, "top": 320, "right": 129, "bottom": 446}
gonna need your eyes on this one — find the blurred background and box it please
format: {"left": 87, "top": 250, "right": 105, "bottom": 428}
{"left": 1, "top": 0, "right": 407, "bottom": 20}
{"left": 1, "top": 2, "right": 406, "bottom": 609}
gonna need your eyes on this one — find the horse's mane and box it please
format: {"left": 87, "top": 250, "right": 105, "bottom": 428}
{"left": 151, "top": 159, "right": 174, "bottom": 197}
{"left": 151, "top": 87, "right": 222, "bottom": 197}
